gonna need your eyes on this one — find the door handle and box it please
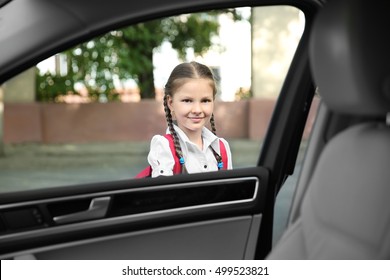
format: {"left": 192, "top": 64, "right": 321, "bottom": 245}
{"left": 53, "top": 196, "right": 111, "bottom": 224}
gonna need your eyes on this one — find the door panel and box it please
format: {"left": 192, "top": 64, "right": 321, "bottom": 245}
{"left": 13, "top": 215, "right": 262, "bottom": 260}
{"left": 0, "top": 167, "right": 268, "bottom": 259}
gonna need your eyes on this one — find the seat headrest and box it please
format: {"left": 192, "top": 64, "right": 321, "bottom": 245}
{"left": 309, "top": 0, "right": 390, "bottom": 116}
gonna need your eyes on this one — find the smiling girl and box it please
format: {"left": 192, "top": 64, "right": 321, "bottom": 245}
{"left": 147, "top": 61, "right": 233, "bottom": 177}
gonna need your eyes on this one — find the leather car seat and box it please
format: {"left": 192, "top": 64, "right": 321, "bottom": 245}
{"left": 267, "top": 0, "right": 390, "bottom": 259}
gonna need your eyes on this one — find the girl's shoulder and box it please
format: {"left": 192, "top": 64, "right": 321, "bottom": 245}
{"left": 217, "top": 137, "right": 230, "bottom": 148}
{"left": 151, "top": 133, "right": 174, "bottom": 139}
{"left": 150, "top": 134, "right": 173, "bottom": 147}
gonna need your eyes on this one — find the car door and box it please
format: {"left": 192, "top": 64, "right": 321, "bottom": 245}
{"left": 0, "top": 0, "right": 320, "bottom": 260}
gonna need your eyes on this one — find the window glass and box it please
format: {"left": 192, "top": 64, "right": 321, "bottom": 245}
{"left": 273, "top": 93, "right": 321, "bottom": 244}
{"left": 0, "top": 6, "right": 307, "bottom": 193}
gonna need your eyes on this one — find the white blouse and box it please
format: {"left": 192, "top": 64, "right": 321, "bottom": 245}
{"left": 147, "top": 125, "right": 233, "bottom": 177}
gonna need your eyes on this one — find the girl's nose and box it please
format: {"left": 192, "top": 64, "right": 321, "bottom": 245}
{"left": 191, "top": 102, "right": 202, "bottom": 113}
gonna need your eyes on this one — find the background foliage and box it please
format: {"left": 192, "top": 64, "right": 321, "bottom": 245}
{"left": 36, "top": 10, "right": 243, "bottom": 102}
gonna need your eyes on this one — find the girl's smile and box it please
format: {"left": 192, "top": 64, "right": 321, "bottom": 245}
{"left": 188, "top": 116, "right": 204, "bottom": 122}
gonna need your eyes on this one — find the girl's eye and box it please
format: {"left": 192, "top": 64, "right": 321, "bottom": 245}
{"left": 202, "top": 99, "right": 212, "bottom": 103}
{"left": 182, "top": 99, "right": 192, "bottom": 103}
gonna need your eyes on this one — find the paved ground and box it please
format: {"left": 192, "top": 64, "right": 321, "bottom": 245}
{"left": 0, "top": 139, "right": 305, "bottom": 243}
{"left": 0, "top": 140, "right": 264, "bottom": 191}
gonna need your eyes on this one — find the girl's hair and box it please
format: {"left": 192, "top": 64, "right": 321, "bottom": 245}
{"left": 163, "top": 61, "right": 223, "bottom": 171}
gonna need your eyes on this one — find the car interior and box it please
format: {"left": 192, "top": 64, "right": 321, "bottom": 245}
{"left": 0, "top": 0, "right": 389, "bottom": 260}
{"left": 267, "top": 0, "right": 390, "bottom": 259}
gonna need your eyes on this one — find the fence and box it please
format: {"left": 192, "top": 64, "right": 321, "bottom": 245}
{"left": 3, "top": 98, "right": 319, "bottom": 144}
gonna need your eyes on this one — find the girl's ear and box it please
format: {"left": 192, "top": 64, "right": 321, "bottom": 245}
{"left": 167, "top": 95, "right": 174, "bottom": 111}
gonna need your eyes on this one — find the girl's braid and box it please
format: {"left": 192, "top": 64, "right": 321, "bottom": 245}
{"left": 163, "top": 94, "right": 186, "bottom": 172}
{"left": 210, "top": 114, "right": 217, "bottom": 135}
{"left": 210, "top": 113, "right": 217, "bottom": 135}
{"left": 210, "top": 113, "right": 223, "bottom": 167}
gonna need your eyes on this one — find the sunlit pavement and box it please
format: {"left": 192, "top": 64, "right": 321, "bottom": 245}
{"left": 0, "top": 139, "right": 304, "bottom": 245}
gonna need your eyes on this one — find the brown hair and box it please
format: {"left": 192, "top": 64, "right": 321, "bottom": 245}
{"left": 163, "top": 61, "right": 223, "bottom": 171}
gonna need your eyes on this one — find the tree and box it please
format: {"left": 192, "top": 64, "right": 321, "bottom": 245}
{"left": 38, "top": 9, "right": 244, "bottom": 100}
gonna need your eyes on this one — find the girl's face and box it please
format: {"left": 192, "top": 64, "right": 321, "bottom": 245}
{"left": 168, "top": 78, "right": 214, "bottom": 136}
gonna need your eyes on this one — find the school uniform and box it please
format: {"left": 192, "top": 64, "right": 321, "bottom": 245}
{"left": 147, "top": 125, "right": 232, "bottom": 177}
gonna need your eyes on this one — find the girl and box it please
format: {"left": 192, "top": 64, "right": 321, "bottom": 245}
{"left": 147, "top": 61, "right": 233, "bottom": 177}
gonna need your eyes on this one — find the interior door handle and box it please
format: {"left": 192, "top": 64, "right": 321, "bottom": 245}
{"left": 53, "top": 196, "right": 111, "bottom": 224}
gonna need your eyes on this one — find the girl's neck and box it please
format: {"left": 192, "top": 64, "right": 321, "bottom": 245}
{"left": 190, "top": 134, "right": 203, "bottom": 150}
{"left": 180, "top": 126, "right": 203, "bottom": 150}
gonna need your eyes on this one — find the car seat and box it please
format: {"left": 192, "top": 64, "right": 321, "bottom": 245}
{"left": 267, "top": 0, "right": 390, "bottom": 259}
